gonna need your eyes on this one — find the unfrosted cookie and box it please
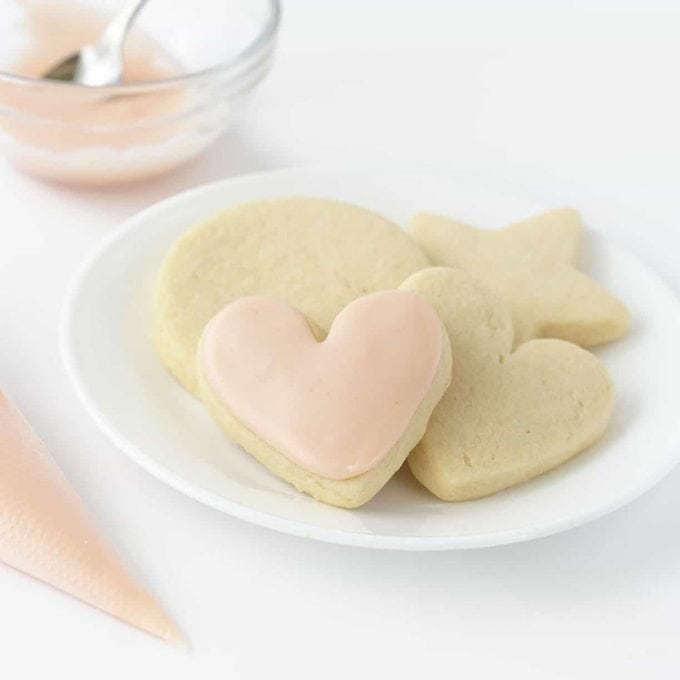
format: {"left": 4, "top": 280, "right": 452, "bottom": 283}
{"left": 400, "top": 267, "right": 614, "bottom": 501}
{"left": 154, "top": 198, "right": 430, "bottom": 395}
{"left": 197, "top": 290, "right": 452, "bottom": 508}
{"left": 475, "top": 206, "right": 582, "bottom": 263}
{"left": 407, "top": 208, "right": 630, "bottom": 346}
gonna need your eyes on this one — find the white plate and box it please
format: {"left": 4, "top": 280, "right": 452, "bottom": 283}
{"left": 61, "top": 169, "right": 680, "bottom": 550}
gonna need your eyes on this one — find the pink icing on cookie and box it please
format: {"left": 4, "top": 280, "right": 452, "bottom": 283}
{"left": 199, "top": 290, "right": 444, "bottom": 480}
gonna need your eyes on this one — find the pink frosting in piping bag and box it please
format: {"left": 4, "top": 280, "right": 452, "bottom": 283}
{"left": 199, "top": 290, "right": 444, "bottom": 480}
{"left": 0, "top": 391, "right": 181, "bottom": 643}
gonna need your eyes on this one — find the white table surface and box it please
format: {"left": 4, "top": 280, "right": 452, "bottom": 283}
{"left": 1, "top": 2, "right": 679, "bottom": 678}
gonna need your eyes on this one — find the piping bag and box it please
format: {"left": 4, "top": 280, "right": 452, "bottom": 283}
{"left": 0, "top": 390, "right": 181, "bottom": 644}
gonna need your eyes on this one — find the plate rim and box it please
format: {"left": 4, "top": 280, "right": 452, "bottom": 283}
{"left": 60, "top": 166, "right": 680, "bottom": 551}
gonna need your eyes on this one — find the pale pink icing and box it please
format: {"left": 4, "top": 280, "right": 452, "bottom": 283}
{"left": 0, "top": 391, "right": 181, "bottom": 644}
{"left": 199, "top": 291, "right": 444, "bottom": 480}
{"left": 0, "top": 1, "right": 187, "bottom": 184}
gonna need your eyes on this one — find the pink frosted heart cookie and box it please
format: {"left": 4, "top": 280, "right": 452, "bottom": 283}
{"left": 197, "top": 291, "right": 452, "bottom": 508}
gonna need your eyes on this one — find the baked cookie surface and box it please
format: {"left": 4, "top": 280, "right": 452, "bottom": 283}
{"left": 400, "top": 267, "right": 615, "bottom": 501}
{"left": 155, "top": 198, "right": 430, "bottom": 394}
{"left": 407, "top": 209, "right": 630, "bottom": 346}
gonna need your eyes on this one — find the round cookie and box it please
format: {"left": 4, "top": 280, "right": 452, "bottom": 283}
{"left": 400, "top": 267, "right": 615, "bottom": 501}
{"left": 154, "top": 198, "right": 430, "bottom": 394}
{"left": 197, "top": 291, "right": 452, "bottom": 508}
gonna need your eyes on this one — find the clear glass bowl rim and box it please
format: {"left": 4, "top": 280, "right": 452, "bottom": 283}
{"left": 0, "top": 0, "right": 281, "bottom": 93}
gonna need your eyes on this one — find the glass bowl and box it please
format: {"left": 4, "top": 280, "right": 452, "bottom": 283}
{"left": 0, "top": 0, "right": 280, "bottom": 185}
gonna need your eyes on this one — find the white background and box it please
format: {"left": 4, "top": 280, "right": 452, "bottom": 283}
{"left": 1, "top": 1, "right": 680, "bottom": 678}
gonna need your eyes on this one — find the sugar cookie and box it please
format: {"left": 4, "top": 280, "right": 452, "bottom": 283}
{"left": 477, "top": 207, "right": 582, "bottom": 263}
{"left": 154, "top": 198, "right": 430, "bottom": 394}
{"left": 197, "top": 291, "right": 452, "bottom": 508}
{"left": 400, "top": 267, "right": 614, "bottom": 501}
{"left": 407, "top": 209, "right": 630, "bottom": 346}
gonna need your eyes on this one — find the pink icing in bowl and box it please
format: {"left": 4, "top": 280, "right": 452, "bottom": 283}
{"left": 0, "top": 0, "right": 280, "bottom": 185}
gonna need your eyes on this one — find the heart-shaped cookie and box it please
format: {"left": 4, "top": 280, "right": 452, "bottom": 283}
{"left": 197, "top": 290, "right": 452, "bottom": 508}
{"left": 400, "top": 267, "right": 614, "bottom": 501}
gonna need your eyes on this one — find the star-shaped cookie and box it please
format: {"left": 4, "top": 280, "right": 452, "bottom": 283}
{"left": 407, "top": 208, "right": 630, "bottom": 347}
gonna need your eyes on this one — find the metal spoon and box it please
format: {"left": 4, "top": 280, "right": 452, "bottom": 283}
{"left": 43, "top": 0, "right": 150, "bottom": 86}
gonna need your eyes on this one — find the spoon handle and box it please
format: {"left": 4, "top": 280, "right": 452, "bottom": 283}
{"left": 102, "top": 0, "right": 151, "bottom": 46}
